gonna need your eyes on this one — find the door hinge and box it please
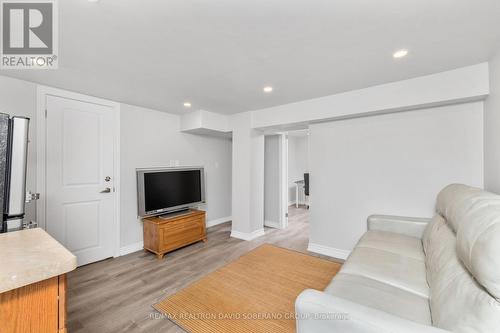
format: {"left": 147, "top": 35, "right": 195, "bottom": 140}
{"left": 45, "top": 109, "right": 47, "bottom": 118}
{"left": 285, "top": 212, "right": 289, "bottom": 218}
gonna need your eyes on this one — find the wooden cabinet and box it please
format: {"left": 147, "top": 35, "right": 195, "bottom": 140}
{"left": 0, "top": 274, "right": 67, "bottom": 333}
{"left": 143, "top": 209, "right": 207, "bottom": 259}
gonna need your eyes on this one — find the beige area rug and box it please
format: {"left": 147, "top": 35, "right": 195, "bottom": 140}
{"left": 154, "top": 244, "right": 341, "bottom": 333}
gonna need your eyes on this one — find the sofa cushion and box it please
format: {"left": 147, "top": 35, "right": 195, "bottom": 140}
{"left": 356, "top": 230, "right": 424, "bottom": 261}
{"left": 456, "top": 201, "right": 500, "bottom": 301}
{"left": 324, "top": 273, "right": 432, "bottom": 325}
{"left": 432, "top": 266, "right": 500, "bottom": 332}
{"left": 340, "top": 247, "right": 429, "bottom": 298}
{"left": 422, "top": 214, "right": 445, "bottom": 256}
{"left": 424, "top": 213, "right": 461, "bottom": 297}
{"left": 423, "top": 211, "right": 500, "bottom": 332}
{"left": 435, "top": 184, "right": 482, "bottom": 231}
{"left": 422, "top": 214, "right": 452, "bottom": 287}
{"left": 436, "top": 184, "right": 500, "bottom": 301}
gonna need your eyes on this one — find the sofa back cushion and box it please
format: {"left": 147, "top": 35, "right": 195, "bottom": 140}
{"left": 456, "top": 202, "right": 500, "bottom": 302}
{"left": 424, "top": 184, "right": 500, "bottom": 331}
{"left": 436, "top": 184, "right": 500, "bottom": 300}
{"left": 435, "top": 184, "right": 482, "bottom": 231}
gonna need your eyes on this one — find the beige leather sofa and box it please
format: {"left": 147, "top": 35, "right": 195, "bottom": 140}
{"left": 296, "top": 184, "right": 500, "bottom": 333}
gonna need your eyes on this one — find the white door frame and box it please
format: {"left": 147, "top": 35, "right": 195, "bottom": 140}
{"left": 279, "top": 134, "right": 289, "bottom": 229}
{"left": 36, "top": 85, "right": 121, "bottom": 257}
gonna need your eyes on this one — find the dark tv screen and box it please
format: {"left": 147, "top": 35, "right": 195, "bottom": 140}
{"left": 144, "top": 170, "right": 202, "bottom": 212}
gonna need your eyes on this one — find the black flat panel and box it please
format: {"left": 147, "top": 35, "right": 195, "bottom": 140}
{"left": 144, "top": 170, "right": 202, "bottom": 212}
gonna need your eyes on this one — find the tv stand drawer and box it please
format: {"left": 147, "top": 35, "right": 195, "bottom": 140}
{"left": 142, "top": 209, "right": 207, "bottom": 259}
{"left": 160, "top": 218, "right": 204, "bottom": 251}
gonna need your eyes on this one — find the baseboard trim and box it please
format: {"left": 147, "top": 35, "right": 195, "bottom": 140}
{"left": 230, "top": 228, "right": 266, "bottom": 241}
{"left": 119, "top": 241, "right": 144, "bottom": 256}
{"left": 307, "top": 242, "right": 351, "bottom": 260}
{"left": 206, "top": 216, "right": 232, "bottom": 228}
{"left": 264, "top": 220, "right": 282, "bottom": 229}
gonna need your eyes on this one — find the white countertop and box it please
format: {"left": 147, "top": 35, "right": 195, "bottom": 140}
{"left": 0, "top": 228, "right": 77, "bottom": 294}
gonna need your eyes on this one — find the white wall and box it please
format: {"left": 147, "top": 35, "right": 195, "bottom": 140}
{"left": 485, "top": 49, "right": 500, "bottom": 193}
{"left": 288, "top": 135, "right": 309, "bottom": 204}
{"left": 309, "top": 102, "right": 484, "bottom": 255}
{"left": 264, "top": 135, "right": 281, "bottom": 225}
{"left": 230, "top": 112, "right": 265, "bottom": 238}
{"left": 120, "top": 104, "right": 232, "bottom": 246}
{"left": 0, "top": 76, "right": 38, "bottom": 223}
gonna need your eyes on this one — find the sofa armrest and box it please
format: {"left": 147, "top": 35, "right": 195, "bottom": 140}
{"left": 296, "top": 289, "right": 450, "bottom": 333}
{"left": 367, "top": 215, "right": 431, "bottom": 238}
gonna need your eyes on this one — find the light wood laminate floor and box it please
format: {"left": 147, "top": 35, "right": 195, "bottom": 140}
{"left": 67, "top": 206, "right": 340, "bottom": 333}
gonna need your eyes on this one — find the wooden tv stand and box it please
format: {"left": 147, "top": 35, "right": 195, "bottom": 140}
{"left": 142, "top": 209, "right": 207, "bottom": 259}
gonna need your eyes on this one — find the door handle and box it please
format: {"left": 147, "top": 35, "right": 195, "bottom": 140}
{"left": 100, "top": 188, "right": 111, "bottom": 193}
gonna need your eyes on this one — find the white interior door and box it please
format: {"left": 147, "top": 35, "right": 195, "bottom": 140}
{"left": 280, "top": 134, "right": 289, "bottom": 228}
{"left": 45, "top": 95, "right": 115, "bottom": 266}
{"left": 264, "top": 134, "right": 289, "bottom": 229}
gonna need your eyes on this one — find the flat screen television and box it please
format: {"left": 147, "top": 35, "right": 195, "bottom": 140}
{"left": 136, "top": 167, "right": 205, "bottom": 217}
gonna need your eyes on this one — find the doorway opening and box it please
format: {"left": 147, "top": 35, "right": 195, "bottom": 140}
{"left": 263, "top": 128, "right": 310, "bottom": 230}
{"left": 287, "top": 129, "right": 310, "bottom": 214}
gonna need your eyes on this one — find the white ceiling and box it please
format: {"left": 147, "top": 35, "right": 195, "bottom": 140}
{"left": 2, "top": 0, "right": 500, "bottom": 115}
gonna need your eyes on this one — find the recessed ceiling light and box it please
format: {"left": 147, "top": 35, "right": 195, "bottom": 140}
{"left": 263, "top": 86, "right": 273, "bottom": 93}
{"left": 183, "top": 102, "right": 191, "bottom": 108}
{"left": 393, "top": 49, "right": 409, "bottom": 59}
